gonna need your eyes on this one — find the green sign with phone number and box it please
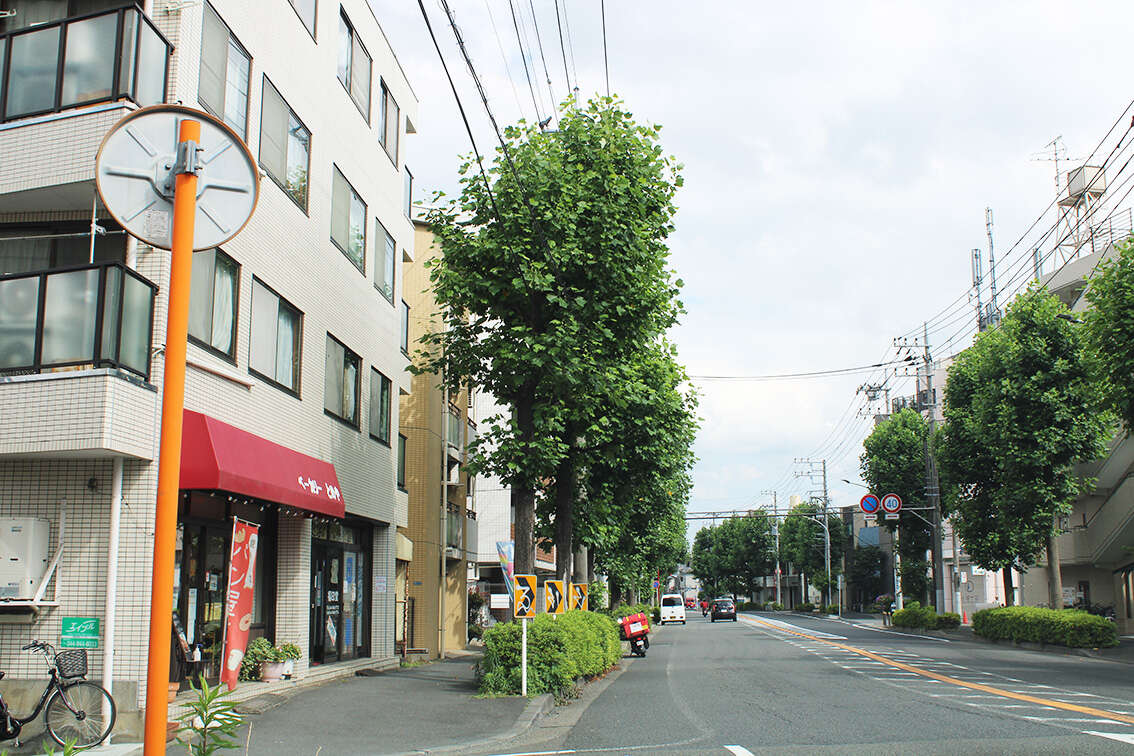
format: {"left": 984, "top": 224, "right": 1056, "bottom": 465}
{"left": 61, "top": 617, "right": 100, "bottom": 649}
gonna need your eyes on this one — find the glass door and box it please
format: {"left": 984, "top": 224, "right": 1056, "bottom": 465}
{"left": 310, "top": 543, "right": 343, "bottom": 664}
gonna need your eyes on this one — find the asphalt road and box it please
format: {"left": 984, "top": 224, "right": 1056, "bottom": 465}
{"left": 485, "top": 611, "right": 1134, "bottom": 755}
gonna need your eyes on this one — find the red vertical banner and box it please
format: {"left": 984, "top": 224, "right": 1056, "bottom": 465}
{"left": 220, "top": 519, "right": 259, "bottom": 690}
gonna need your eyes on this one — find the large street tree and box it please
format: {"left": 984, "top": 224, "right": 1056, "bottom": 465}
{"left": 690, "top": 516, "right": 775, "bottom": 600}
{"left": 860, "top": 409, "right": 933, "bottom": 604}
{"left": 779, "top": 501, "right": 846, "bottom": 604}
{"left": 937, "top": 288, "right": 1111, "bottom": 604}
{"left": 1085, "top": 237, "right": 1134, "bottom": 433}
{"left": 419, "top": 97, "right": 685, "bottom": 574}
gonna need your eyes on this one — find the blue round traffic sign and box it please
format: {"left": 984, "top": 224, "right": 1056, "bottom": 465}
{"left": 881, "top": 493, "right": 903, "bottom": 514}
{"left": 859, "top": 494, "right": 880, "bottom": 514}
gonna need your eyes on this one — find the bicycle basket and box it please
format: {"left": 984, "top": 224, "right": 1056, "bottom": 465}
{"left": 55, "top": 649, "right": 88, "bottom": 679}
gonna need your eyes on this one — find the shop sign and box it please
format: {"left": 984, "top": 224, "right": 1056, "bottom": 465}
{"left": 374, "top": 575, "right": 387, "bottom": 594}
{"left": 220, "top": 520, "right": 259, "bottom": 691}
{"left": 61, "top": 617, "right": 99, "bottom": 649}
{"left": 490, "top": 593, "right": 510, "bottom": 609}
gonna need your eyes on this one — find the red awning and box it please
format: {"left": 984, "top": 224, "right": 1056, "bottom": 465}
{"left": 180, "top": 410, "right": 345, "bottom": 518}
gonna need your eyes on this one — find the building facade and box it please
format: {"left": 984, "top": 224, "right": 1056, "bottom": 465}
{"left": 0, "top": 0, "right": 416, "bottom": 735}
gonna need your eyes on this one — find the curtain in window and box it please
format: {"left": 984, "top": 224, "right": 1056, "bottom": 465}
{"left": 0, "top": 236, "right": 51, "bottom": 275}
{"left": 188, "top": 250, "right": 214, "bottom": 344}
{"left": 259, "top": 81, "right": 288, "bottom": 185}
{"left": 331, "top": 170, "right": 350, "bottom": 252}
{"left": 343, "top": 359, "right": 358, "bottom": 422}
{"left": 250, "top": 279, "right": 278, "bottom": 377}
{"left": 223, "top": 39, "right": 250, "bottom": 133}
{"left": 198, "top": 3, "right": 227, "bottom": 118}
{"left": 325, "top": 338, "right": 344, "bottom": 416}
{"left": 210, "top": 256, "right": 235, "bottom": 354}
{"left": 276, "top": 306, "right": 297, "bottom": 389}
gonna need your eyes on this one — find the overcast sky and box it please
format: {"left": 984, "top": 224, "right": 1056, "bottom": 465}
{"left": 377, "top": 1, "right": 1134, "bottom": 535}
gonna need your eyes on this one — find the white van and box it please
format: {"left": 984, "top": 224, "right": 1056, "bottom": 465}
{"left": 660, "top": 593, "right": 686, "bottom": 624}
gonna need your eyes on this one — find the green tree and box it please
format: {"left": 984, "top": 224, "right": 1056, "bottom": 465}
{"left": 860, "top": 409, "right": 933, "bottom": 603}
{"left": 689, "top": 516, "right": 775, "bottom": 600}
{"left": 779, "top": 501, "right": 846, "bottom": 604}
{"left": 1084, "top": 236, "right": 1134, "bottom": 432}
{"left": 938, "top": 288, "right": 1111, "bottom": 603}
{"left": 419, "top": 97, "right": 684, "bottom": 574}
{"left": 848, "top": 545, "right": 886, "bottom": 608}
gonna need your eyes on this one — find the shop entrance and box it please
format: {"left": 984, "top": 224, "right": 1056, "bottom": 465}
{"left": 309, "top": 521, "right": 370, "bottom": 665}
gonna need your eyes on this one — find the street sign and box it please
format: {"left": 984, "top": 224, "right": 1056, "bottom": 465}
{"left": 864, "top": 514, "right": 877, "bottom": 524}
{"left": 545, "top": 580, "right": 565, "bottom": 614}
{"left": 881, "top": 493, "right": 902, "bottom": 514}
{"left": 61, "top": 617, "right": 99, "bottom": 649}
{"left": 514, "top": 574, "right": 537, "bottom": 619}
{"left": 569, "top": 582, "right": 589, "bottom": 611}
{"left": 859, "top": 494, "right": 880, "bottom": 514}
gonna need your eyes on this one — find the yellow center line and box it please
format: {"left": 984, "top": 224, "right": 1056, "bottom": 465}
{"left": 742, "top": 615, "right": 1134, "bottom": 726}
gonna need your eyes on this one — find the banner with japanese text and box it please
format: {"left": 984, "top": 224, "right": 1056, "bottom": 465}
{"left": 497, "top": 541, "right": 514, "bottom": 600}
{"left": 220, "top": 520, "right": 259, "bottom": 690}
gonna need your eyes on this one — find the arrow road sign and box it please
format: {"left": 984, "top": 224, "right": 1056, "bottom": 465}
{"left": 545, "top": 580, "right": 565, "bottom": 614}
{"left": 570, "top": 583, "right": 589, "bottom": 611}
{"left": 859, "top": 494, "right": 880, "bottom": 514}
{"left": 514, "top": 574, "right": 537, "bottom": 618}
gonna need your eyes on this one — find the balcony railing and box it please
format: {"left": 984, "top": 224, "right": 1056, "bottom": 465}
{"left": 0, "top": 5, "right": 171, "bottom": 123}
{"left": 447, "top": 507, "right": 463, "bottom": 549}
{"left": 0, "top": 262, "right": 157, "bottom": 379}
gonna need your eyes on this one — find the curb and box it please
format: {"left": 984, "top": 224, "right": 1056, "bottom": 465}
{"left": 883, "top": 623, "right": 1134, "bottom": 664}
{"left": 397, "top": 692, "right": 555, "bottom": 756}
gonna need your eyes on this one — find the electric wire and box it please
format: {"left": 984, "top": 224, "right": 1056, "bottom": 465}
{"left": 526, "top": 0, "right": 560, "bottom": 124}
{"left": 688, "top": 356, "right": 915, "bottom": 382}
{"left": 559, "top": 0, "right": 579, "bottom": 91}
{"left": 600, "top": 0, "right": 610, "bottom": 96}
{"left": 483, "top": 0, "right": 527, "bottom": 120}
{"left": 506, "top": 0, "right": 543, "bottom": 123}
{"left": 552, "top": 0, "right": 573, "bottom": 101}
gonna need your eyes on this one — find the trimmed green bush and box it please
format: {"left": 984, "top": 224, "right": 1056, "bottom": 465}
{"left": 477, "top": 610, "right": 622, "bottom": 698}
{"left": 936, "top": 612, "right": 961, "bottom": 629}
{"left": 769, "top": 602, "right": 784, "bottom": 611}
{"left": 892, "top": 601, "right": 938, "bottom": 629}
{"left": 823, "top": 604, "right": 840, "bottom": 615}
{"left": 795, "top": 602, "right": 815, "bottom": 613}
{"left": 972, "top": 606, "right": 1118, "bottom": 648}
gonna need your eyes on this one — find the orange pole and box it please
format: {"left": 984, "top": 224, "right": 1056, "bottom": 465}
{"left": 143, "top": 118, "right": 199, "bottom": 755}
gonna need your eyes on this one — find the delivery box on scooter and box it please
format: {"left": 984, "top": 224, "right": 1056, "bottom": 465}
{"left": 618, "top": 612, "right": 650, "bottom": 639}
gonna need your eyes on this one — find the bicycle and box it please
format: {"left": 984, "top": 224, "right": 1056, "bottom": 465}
{"left": 0, "top": 640, "right": 116, "bottom": 748}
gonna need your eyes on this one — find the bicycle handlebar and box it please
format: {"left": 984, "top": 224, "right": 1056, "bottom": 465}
{"left": 21, "top": 640, "right": 53, "bottom": 653}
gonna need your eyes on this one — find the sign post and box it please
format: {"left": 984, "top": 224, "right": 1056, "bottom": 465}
{"left": 513, "top": 574, "right": 536, "bottom": 696}
{"left": 95, "top": 104, "right": 258, "bottom": 756}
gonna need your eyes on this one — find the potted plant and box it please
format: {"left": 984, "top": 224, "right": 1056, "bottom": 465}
{"left": 278, "top": 642, "right": 301, "bottom": 679}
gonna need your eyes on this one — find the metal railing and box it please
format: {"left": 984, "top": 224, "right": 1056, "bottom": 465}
{"left": 0, "top": 262, "right": 157, "bottom": 379}
{"left": 0, "top": 5, "right": 171, "bottom": 123}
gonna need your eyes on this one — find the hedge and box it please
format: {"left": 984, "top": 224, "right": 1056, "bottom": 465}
{"left": 890, "top": 602, "right": 960, "bottom": 630}
{"left": 822, "top": 604, "right": 840, "bottom": 615}
{"left": 972, "top": 606, "right": 1118, "bottom": 648}
{"left": 606, "top": 602, "right": 660, "bottom": 624}
{"left": 796, "top": 602, "right": 815, "bottom": 613}
{"left": 477, "top": 610, "right": 622, "bottom": 698}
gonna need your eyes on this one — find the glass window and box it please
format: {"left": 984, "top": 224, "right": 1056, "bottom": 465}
{"left": 199, "top": 2, "right": 250, "bottom": 136}
{"left": 397, "top": 434, "right": 407, "bottom": 489}
{"left": 41, "top": 268, "right": 98, "bottom": 365}
{"left": 369, "top": 368, "right": 391, "bottom": 443}
{"left": 336, "top": 10, "right": 370, "bottom": 119}
{"left": 259, "top": 78, "right": 310, "bottom": 210}
{"left": 379, "top": 80, "right": 399, "bottom": 163}
{"left": 6, "top": 26, "right": 60, "bottom": 119}
{"left": 249, "top": 278, "right": 302, "bottom": 393}
{"left": 119, "top": 273, "right": 154, "bottom": 376}
{"left": 374, "top": 219, "right": 395, "bottom": 303}
{"left": 324, "top": 334, "right": 360, "bottom": 426}
{"left": 135, "top": 14, "right": 168, "bottom": 107}
{"left": 61, "top": 12, "right": 117, "bottom": 107}
{"left": 331, "top": 166, "right": 366, "bottom": 273}
{"left": 289, "top": 0, "right": 317, "bottom": 37}
{"left": 188, "top": 249, "right": 239, "bottom": 359}
{"left": 404, "top": 166, "right": 413, "bottom": 218}
{"left": 0, "top": 276, "right": 39, "bottom": 370}
{"left": 400, "top": 300, "right": 409, "bottom": 354}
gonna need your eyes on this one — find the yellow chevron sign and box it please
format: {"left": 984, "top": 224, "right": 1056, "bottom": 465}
{"left": 514, "top": 574, "right": 537, "bottom": 618}
{"left": 545, "top": 580, "right": 565, "bottom": 614}
{"left": 570, "top": 582, "right": 589, "bottom": 611}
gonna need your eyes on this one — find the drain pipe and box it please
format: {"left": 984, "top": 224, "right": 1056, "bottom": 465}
{"left": 102, "top": 456, "right": 124, "bottom": 741}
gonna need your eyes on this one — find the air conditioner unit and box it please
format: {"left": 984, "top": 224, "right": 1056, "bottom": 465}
{"left": 0, "top": 518, "right": 51, "bottom": 600}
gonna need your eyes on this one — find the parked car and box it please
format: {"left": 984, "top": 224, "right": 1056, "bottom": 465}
{"left": 710, "top": 598, "right": 737, "bottom": 622}
{"left": 660, "top": 593, "right": 687, "bottom": 624}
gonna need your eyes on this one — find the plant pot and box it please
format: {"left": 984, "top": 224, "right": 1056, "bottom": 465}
{"left": 167, "top": 681, "right": 181, "bottom": 703}
{"left": 282, "top": 659, "right": 295, "bottom": 679}
{"left": 260, "top": 661, "right": 286, "bottom": 682}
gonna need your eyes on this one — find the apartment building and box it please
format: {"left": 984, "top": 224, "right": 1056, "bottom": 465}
{"left": 0, "top": 0, "right": 417, "bottom": 735}
{"left": 398, "top": 218, "right": 475, "bottom": 657}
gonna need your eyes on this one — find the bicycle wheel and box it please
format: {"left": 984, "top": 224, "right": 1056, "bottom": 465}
{"left": 44, "top": 681, "right": 116, "bottom": 747}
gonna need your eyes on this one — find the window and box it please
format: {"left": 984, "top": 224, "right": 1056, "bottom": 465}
{"left": 336, "top": 9, "right": 371, "bottom": 119}
{"left": 199, "top": 3, "right": 250, "bottom": 136}
{"left": 324, "top": 334, "right": 360, "bottom": 426}
{"left": 397, "top": 434, "right": 407, "bottom": 490}
{"left": 369, "top": 368, "right": 392, "bottom": 444}
{"left": 379, "top": 80, "right": 399, "bottom": 163}
{"left": 288, "top": 0, "right": 317, "bottom": 37}
{"left": 188, "top": 249, "right": 239, "bottom": 359}
{"left": 259, "top": 78, "right": 311, "bottom": 210}
{"left": 249, "top": 278, "right": 302, "bottom": 393}
{"left": 404, "top": 166, "right": 413, "bottom": 218}
{"left": 400, "top": 300, "right": 410, "bottom": 355}
{"left": 374, "top": 219, "right": 395, "bottom": 303}
{"left": 331, "top": 166, "right": 366, "bottom": 272}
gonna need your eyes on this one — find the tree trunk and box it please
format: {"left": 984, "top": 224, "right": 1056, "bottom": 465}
{"left": 586, "top": 548, "right": 595, "bottom": 584}
{"left": 512, "top": 397, "right": 537, "bottom": 575}
{"left": 1002, "top": 567, "right": 1015, "bottom": 606}
{"left": 573, "top": 545, "right": 588, "bottom": 584}
{"left": 609, "top": 577, "right": 622, "bottom": 607}
{"left": 1047, "top": 521, "right": 1063, "bottom": 609}
{"left": 554, "top": 452, "right": 576, "bottom": 583}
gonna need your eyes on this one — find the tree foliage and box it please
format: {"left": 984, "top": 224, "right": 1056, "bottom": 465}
{"left": 690, "top": 516, "right": 775, "bottom": 599}
{"left": 860, "top": 408, "right": 933, "bottom": 601}
{"left": 848, "top": 545, "right": 886, "bottom": 606}
{"left": 937, "top": 288, "right": 1111, "bottom": 572}
{"left": 1084, "top": 236, "right": 1134, "bottom": 433}
{"left": 779, "top": 501, "right": 846, "bottom": 596}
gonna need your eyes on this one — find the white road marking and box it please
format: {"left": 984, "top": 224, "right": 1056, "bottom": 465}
{"left": 1021, "top": 716, "right": 1128, "bottom": 725}
{"left": 740, "top": 616, "right": 846, "bottom": 639}
{"left": 724, "top": 747, "right": 755, "bottom": 756}
{"left": 845, "top": 622, "right": 952, "bottom": 642}
{"left": 1083, "top": 731, "right": 1134, "bottom": 744}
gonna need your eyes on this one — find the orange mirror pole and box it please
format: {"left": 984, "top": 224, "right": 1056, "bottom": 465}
{"left": 143, "top": 118, "right": 200, "bottom": 755}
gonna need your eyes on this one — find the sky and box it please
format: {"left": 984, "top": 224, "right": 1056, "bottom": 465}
{"left": 376, "top": 1, "right": 1134, "bottom": 537}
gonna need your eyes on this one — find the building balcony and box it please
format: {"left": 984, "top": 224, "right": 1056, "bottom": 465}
{"left": 0, "top": 5, "right": 170, "bottom": 124}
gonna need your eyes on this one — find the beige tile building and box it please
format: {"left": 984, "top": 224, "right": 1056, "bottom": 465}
{"left": 0, "top": 0, "right": 417, "bottom": 737}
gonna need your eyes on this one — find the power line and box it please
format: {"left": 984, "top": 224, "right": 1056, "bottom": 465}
{"left": 552, "top": 0, "right": 574, "bottom": 102}
{"left": 559, "top": 0, "right": 579, "bottom": 91}
{"left": 526, "top": 0, "right": 559, "bottom": 124}
{"left": 689, "top": 356, "right": 915, "bottom": 382}
{"left": 600, "top": 0, "right": 610, "bottom": 96}
{"left": 483, "top": 0, "right": 526, "bottom": 119}
{"left": 506, "top": 0, "right": 543, "bottom": 123}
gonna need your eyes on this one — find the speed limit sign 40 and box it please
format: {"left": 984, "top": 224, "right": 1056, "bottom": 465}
{"left": 881, "top": 493, "right": 902, "bottom": 520}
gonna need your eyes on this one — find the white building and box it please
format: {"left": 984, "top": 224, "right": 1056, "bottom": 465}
{"left": 0, "top": 0, "right": 417, "bottom": 737}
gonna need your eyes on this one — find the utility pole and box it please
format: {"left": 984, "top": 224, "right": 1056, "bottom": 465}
{"left": 951, "top": 524, "right": 963, "bottom": 621}
{"left": 922, "top": 323, "right": 945, "bottom": 612}
{"left": 986, "top": 208, "right": 1000, "bottom": 327}
{"left": 794, "top": 459, "right": 832, "bottom": 608}
{"left": 971, "top": 248, "right": 986, "bottom": 331}
{"left": 761, "top": 490, "right": 781, "bottom": 606}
